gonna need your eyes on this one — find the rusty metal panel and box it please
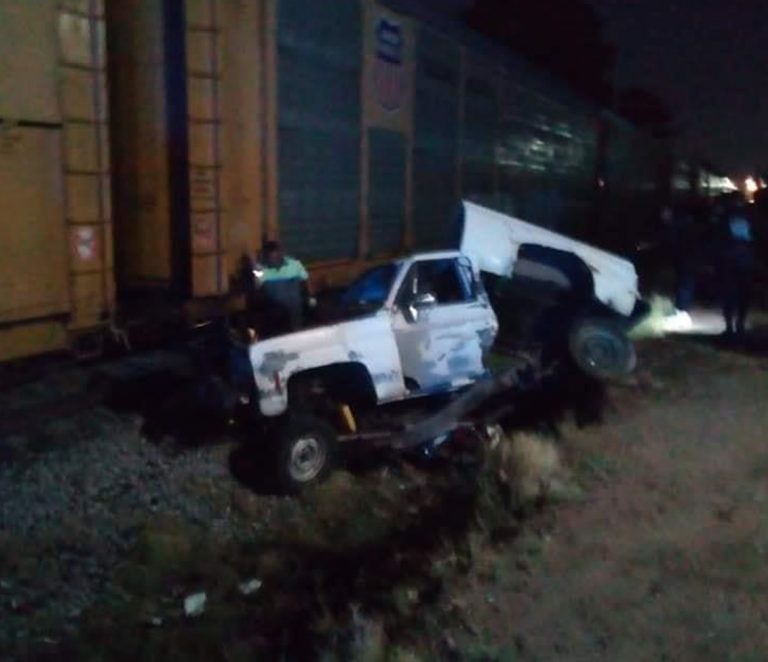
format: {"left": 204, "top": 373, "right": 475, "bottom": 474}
{"left": 59, "top": 11, "right": 95, "bottom": 67}
{"left": 186, "top": 29, "right": 219, "bottom": 76}
{"left": 104, "top": 223, "right": 114, "bottom": 269}
{"left": 218, "top": 0, "right": 265, "bottom": 268}
{"left": 0, "top": 322, "right": 68, "bottom": 363}
{"left": 188, "top": 122, "right": 218, "bottom": 166}
{"left": 0, "top": 125, "right": 69, "bottom": 323}
{"left": 61, "top": 69, "right": 98, "bottom": 120}
{"left": 185, "top": 0, "right": 224, "bottom": 298}
{"left": 0, "top": 0, "right": 60, "bottom": 122}
{"left": 192, "top": 254, "right": 220, "bottom": 297}
{"left": 64, "top": 123, "right": 100, "bottom": 172}
{"left": 101, "top": 174, "right": 111, "bottom": 219}
{"left": 60, "top": 3, "right": 114, "bottom": 328}
{"left": 187, "top": 77, "right": 216, "bottom": 120}
{"left": 60, "top": 0, "right": 98, "bottom": 15}
{"left": 66, "top": 174, "right": 101, "bottom": 222}
{"left": 69, "top": 271, "right": 104, "bottom": 323}
{"left": 186, "top": 0, "right": 214, "bottom": 28}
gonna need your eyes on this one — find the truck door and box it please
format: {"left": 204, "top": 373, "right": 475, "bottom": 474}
{"left": 391, "top": 256, "right": 493, "bottom": 393}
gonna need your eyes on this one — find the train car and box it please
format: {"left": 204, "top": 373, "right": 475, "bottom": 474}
{"left": 597, "top": 113, "right": 669, "bottom": 253}
{"left": 0, "top": 0, "right": 668, "bottom": 362}
{"left": 0, "top": 0, "right": 113, "bottom": 362}
{"left": 104, "top": 0, "right": 621, "bottom": 309}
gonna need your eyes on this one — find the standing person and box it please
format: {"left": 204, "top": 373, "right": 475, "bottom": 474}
{"left": 254, "top": 240, "right": 315, "bottom": 336}
{"left": 719, "top": 195, "right": 756, "bottom": 339}
{"left": 661, "top": 200, "right": 699, "bottom": 312}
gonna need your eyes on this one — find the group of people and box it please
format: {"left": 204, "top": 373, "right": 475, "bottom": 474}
{"left": 237, "top": 192, "right": 761, "bottom": 343}
{"left": 664, "top": 191, "right": 760, "bottom": 339}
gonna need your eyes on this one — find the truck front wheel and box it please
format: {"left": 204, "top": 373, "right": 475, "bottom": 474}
{"left": 276, "top": 414, "right": 337, "bottom": 492}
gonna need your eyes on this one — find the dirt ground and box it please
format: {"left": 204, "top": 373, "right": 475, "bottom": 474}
{"left": 1, "top": 333, "right": 768, "bottom": 660}
{"left": 453, "top": 336, "right": 768, "bottom": 661}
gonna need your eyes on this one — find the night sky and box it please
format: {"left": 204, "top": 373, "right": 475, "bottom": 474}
{"left": 589, "top": 0, "right": 768, "bottom": 176}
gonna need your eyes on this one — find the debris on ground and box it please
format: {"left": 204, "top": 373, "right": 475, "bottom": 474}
{"left": 238, "top": 578, "right": 263, "bottom": 596}
{"left": 183, "top": 592, "right": 207, "bottom": 618}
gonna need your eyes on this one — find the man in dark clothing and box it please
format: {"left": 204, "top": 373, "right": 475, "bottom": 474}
{"left": 720, "top": 197, "right": 756, "bottom": 338}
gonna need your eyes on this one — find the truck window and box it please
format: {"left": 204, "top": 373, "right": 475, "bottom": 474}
{"left": 398, "top": 258, "right": 475, "bottom": 306}
{"left": 341, "top": 263, "right": 398, "bottom": 309}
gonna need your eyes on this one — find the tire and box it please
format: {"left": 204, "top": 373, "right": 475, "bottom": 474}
{"left": 275, "top": 414, "right": 337, "bottom": 492}
{"left": 568, "top": 317, "right": 637, "bottom": 381}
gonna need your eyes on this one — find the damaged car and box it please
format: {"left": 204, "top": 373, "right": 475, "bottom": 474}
{"left": 222, "top": 202, "right": 646, "bottom": 490}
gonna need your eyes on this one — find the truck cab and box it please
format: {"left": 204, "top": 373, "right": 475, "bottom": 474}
{"left": 247, "top": 251, "right": 498, "bottom": 418}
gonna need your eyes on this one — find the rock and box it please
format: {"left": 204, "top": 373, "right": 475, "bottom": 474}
{"left": 238, "top": 578, "right": 262, "bottom": 596}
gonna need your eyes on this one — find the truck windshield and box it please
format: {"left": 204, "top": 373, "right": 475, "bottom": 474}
{"left": 340, "top": 263, "right": 398, "bottom": 312}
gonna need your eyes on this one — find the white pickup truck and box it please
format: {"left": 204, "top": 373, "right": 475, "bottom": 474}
{"left": 235, "top": 202, "right": 643, "bottom": 490}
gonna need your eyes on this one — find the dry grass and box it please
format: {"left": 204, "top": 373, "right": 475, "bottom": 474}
{"left": 490, "top": 431, "right": 580, "bottom": 509}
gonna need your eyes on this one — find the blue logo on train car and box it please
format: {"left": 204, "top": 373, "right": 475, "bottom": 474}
{"left": 374, "top": 17, "right": 405, "bottom": 112}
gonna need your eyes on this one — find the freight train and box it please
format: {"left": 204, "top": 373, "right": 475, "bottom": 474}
{"left": 0, "top": 0, "right": 681, "bottom": 363}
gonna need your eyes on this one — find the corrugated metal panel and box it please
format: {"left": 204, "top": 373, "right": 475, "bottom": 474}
{"left": 601, "top": 116, "right": 660, "bottom": 250}
{"left": 368, "top": 128, "right": 406, "bottom": 255}
{"left": 276, "top": 0, "right": 362, "bottom": 262}
{"left": 462, "top": 61, "right": 497, "bottom": 207}
{"left": 217, "top": 0, "right": 266, "bottom": 268}
{"left": 0, "top": 0, "right": 60, "bottom": 122}
{"left": 412, "top": 27, "right": 460, "bottom": 249}
{"left": 496, "top": 75, "right": 598, "bottom": 237}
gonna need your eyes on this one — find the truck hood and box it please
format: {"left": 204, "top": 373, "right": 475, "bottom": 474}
{"left": 459, "top": 201, "right": 640, "bottom": 316}
{"left": 247, "top": 312, "right": 408, "bottom": 416}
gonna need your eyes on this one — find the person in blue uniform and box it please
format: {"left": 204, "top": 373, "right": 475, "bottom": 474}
{"left": 719, "top": 196, "right": 756, "bottom": 339}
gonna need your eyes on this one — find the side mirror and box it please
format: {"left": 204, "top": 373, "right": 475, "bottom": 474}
{"left": 405, "top": 292, "right": 437, "bottom": 323}
{"left": 413, "top": 292, "right": 437, "bottom": 309}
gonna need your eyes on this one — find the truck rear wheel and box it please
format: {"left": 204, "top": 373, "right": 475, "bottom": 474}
{"left": 276, "top": 414, "right": 337, "bottom": 492}
{"left": 568, "top": 317, "right": 637, "bottom": 381}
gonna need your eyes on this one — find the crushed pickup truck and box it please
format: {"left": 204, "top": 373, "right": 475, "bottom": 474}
{"left": 219, "top": 202, "right": 647, "bottom": 490}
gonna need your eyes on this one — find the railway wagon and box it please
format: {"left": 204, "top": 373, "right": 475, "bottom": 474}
{"left": 0, "top": 0, "right": 113, "bottom": 362}
{"left": 1, "top": 0, "right": 666, "bottom": 362}
{"left": 105, "top": 0, "right": 632, "bottom": 309}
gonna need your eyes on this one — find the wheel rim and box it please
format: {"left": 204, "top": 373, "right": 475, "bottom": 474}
{"left": 289, "top": 435, "right": 326, "bottom": 483}
{"left": 582, "top": 335, "right": 620, "bottom": 371}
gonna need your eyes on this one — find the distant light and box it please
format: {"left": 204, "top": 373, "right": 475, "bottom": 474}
{"left": 723, "top": 177, "right": 738, "bottom": 191}
{"left": 745, "top": 177, "right": 758, "bottom": 194}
